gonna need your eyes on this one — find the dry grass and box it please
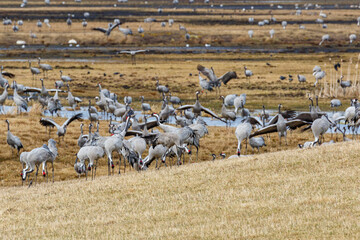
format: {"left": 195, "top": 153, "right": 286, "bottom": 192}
{"left": 0, "top": 140, "right": 359, "bottom": 239}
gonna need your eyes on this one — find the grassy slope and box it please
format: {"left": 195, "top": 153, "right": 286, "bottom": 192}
{"left": 0, "top": 141, "right": 359, "bottom": 239}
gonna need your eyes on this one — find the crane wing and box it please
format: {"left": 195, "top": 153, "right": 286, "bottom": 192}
{"left": 281, "top": 110, "right": 296, "bottom": 119}
{"left": 92, "top": 27, "right": 107, "bottom": 33}
{"left": 22, "top": 87, "right": 41, "bottom": 93}
{"left": 197, "top": 64, "right": 217, "bottom": 82}
{"left": 2, "top": 71, "right": 15, "bottom": 78}
{"left": 293, "top": 112, "right": 313, "bottom": 122}
{"left": 176, "top": 105, "right": 194, "bottom": 111}
{"left": 120, "top": 51, "right": 131, "bottom": 54}
{"left": 134, "top": 50, "right": 147, "bottom": 53}
{"left": 286, "top": 119, "right": 310, "bottom": 130}
{"left": 63, "top": 113, "right": 83, "bottom": 128}
{"left": 143, "top": 120, "right": 159, "bottom": 130}
{"left": 248, "top": 116, "right": 262, "bottom": 126}
{"left": 267, "top": 114, "right": 279, "bottom": 125}
{"left": 250, "top": 124, "right": 277, "bottom": 137}
{"left": 40, "top": 118, "right": 61, "bottom": 129}
{"left": 200, "top": 106, "right": 226, "bottom": 123}
{"left": 110, "top": 22, "right": 121, "bottom": 32}
{"left": 218, "top": 71, "right": 237, "bottom": 85}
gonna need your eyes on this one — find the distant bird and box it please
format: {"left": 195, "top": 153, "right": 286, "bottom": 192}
{"left": 156, "top": 78, "right": 169, "bottom": 95}
{"left": 82, "top": 19, "right": 87, "bottom": 28}
{"left": 235, "top": 117, "right": 261, "bottom": 156}
{"left": 279, "top": 75, "right": 286, "bottom": 80}
{"left": 337, "top": 75, "right": 352, "bottom": 96}
{"left": 248, "top": 30, "right": 254, "bottom": 38}
{"left": 198, "top": 72, "right": 213, "bottom": 93}
{"left": 349, "top": 34, "right": 356, "bottom": 44}
{"left": 44, "top": 19, "right": 50, "bottom": 27}
{"left": 140, "top": 96, "right": 151, "bottom": 115}
{"left": 40, "top": 113, "right": 83, "bottom": 141}
{"left": 66, "top": 84, "right": 82, "bottom": 110}
{"left": 77, "top": 123, "right": 88, "bottom": 148}
{"left": 298, "top": 74, "right": 306, "bottom": 83}
{"left": 313, "top": 67, "right": 326, "bottom": 87}
{"left": 138, "top": 25, "right": 144, "bottom": 33}
{"left": 244, "top": 66, "right": 253, "bottom": 79}
{"left": 334, "top": 62, "right": 341, "bottom": 71}
{"left": 288, "top": 74, "right": 293, "bottom": 82}
{"left": 36, "top": 19, "right": 42, "bottom": 28}
{"left": 119, "top": 26, "right": 133, "bottom": 39}
{"left": 269, "top": 29, "right": 275, "bottom": 38}
{"left": 92, "top": 22, "right": 121, "bottom": 36}
{"left": 5, "top": 119, "right": 23, "bottom": 155}
{"left": 66, "top": 14, "right": 72, "bottom": 28}
{"left": 177, "top": 91, "right": 225, "bottom": 122}
{"left": 13, "top": 81, "right": 28, "bottom": 113}
{"left": 357, "top": 16, "right": 360, "bottom": 26}
{"left": 220, "top": 96, "right": 236, "bottom": 126}
{"left": 330, "top": 99, "right": 342, "bottom": 109}
{"left": 38, "top": 57, "right": 53, "bottom": 78}
{"left": 60, "top": 70, "right": 72, "bottom": 82}
{"left": 119, "top": 50, "right": 147, "bottom": 65}
{"left": 281, "top": 21, "right": 287, "bottom": 29}
{"left": 169, "top": 92, "right": 181, "bottom": 106}
{"left": 28, "top": 60, "right": 40, "bottom": 84}
{"left": 12, "top": 23, "right": 19, "bottom": 32}
{"left": 319, "top": 34, "right": 330, "bottom": 45}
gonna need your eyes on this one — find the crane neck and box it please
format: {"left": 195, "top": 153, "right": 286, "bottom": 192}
{"left": 6, "top": 120, "right": 9, "bottom": 131}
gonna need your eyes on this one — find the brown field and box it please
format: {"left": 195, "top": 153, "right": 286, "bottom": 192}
{"left": 0, "top": 140, "right": 359, "bottom": 239}
{"left": 1, "top": 1, "right": 360, "bottom": 238}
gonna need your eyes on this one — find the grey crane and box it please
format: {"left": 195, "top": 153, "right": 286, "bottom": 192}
{"left": 349, "top": 34, "right": 356, "bottom": 44}
{"left": 156, "top": 78, "right": 169, "bottom": 95}
{"left": 76, "top": 145, "right": 104, "bottom": 180}
{"left": 138, "top": 25, "right": 144, "bottom": 33}
{"left": 66, "top": 14, "right": 72, "bottom": 28}
{"left": 220, "top": 95, "right": 236, "bottom": 126}
{"left": 177, "top": 91, "right": 225, "bottom": 122}
{"left": 198, "top": 71, "right": 213, "bottom": 94}
{"left": 297, "top": 74, "right": 306, "bottom": 83}
{"left": 0, "top": 83, "right": 8, "bottom": 113}
{"left": 66, "top": 84, "right": 82, "bottom": 110}
{"left": 281, "top": 21, "right": 287, "bottom": 29}
{"left": 337, "top": 75, "right": 352, "bottom": 96}
{"left": 41, "top": 139, "right": 58, "bottom": 183}
{"left": 92, "top": 22, "right": 121, "bottom": 37}
{"left": 197, "top": 64, "right": 237, "bottom": 95}
{"left": 330, "top": 99, "right": 342, "bottom": 109}
{"left": 21, "top": 139, "right": 57, "bottom": 186}
{"left": 140, "top": 96, "right": 151, "bottom": 115}
{"left": 251, "top": 104, "right": 309, "bottom": 145}
{"left": 141, "top": 144, "right": 168, "bottom": 170}
{"left": 248, "top": 30, "right": 254, "bottom": 38}
{"left": 39, "top": 113, "right": 82, "bottom": 142}
{"left": 234, "top": 93, "right": 246, "bottom": 114}
{"left": 13, "top": 81, "right": 28, "bottom": 113}
{"left": 224, "top": 94, "right": 237, "bottom": 107}
{"left": 38, "top": 57, "right": 52, "bottom": 78}
{"left": 104, "top": 116, "right": 131, "bottom": 175}
{"left": 0, "top": 68, "right": 9, "bottom": 87}
{"left": 269, "top": 29, "right": 275, "bottom": 38}
{"left": 5, "top": 119, "right": 23, "bottom": 155}
{"left": 119, "top": 26, "right": 133, "bottom": 39}
{"left": 244, "top": 66, "right": 253, "bottom": 80}
{"left": 311, "top": 115, "right": 335, "bottom": 144}
{"left": 28, "top": 60, "right": 40, "bottom": 86}
{"left": 313, "top": 67, "right": 326, "bottom": 87}
{"left": 169, "top": 92, "right": 181, "bottom": 106}
{"left": 77, "top": 123, "right": 88, "bottom": 148}
{"left": 319, "top": 34, "right": 330, "bottom": 46}
{"left": 249, "top": 136, "right": 266, "bottom": 153}
{"left": 235, "top": 117, "right": 261, "bottom": 156}
{"left": 119, "top": 50, "right": 147, "bottom": 65}
{"left": 60, "top": 70, "right": 73, "bottom": 82}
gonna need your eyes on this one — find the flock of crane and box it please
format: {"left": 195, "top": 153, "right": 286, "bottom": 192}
{"left": 2, "top": 55, "right": 360, "bottom": 187}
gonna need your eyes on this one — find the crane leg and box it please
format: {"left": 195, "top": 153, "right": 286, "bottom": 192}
{"left": 34, "top": 165, "right": 39, "bottom": 186}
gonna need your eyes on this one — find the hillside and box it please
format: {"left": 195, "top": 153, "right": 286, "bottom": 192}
{"left": 0, "top": 141, "right": 359, "bottom": 239}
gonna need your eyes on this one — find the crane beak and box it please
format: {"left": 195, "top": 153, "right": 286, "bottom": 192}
{"left": 237, "top": 151, "right": 240, "bottom": 156}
